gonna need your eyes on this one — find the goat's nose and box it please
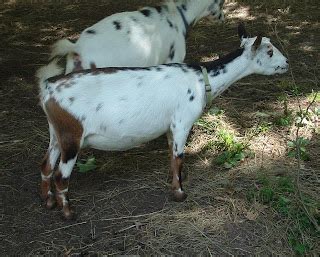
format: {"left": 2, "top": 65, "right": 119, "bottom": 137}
{"left": 286, "top": 59, "right": 289, "bottom": 64}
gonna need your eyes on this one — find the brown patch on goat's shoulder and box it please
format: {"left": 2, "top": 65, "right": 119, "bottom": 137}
{"left": 45, "top": 99, "right": 83, "bottom": 163}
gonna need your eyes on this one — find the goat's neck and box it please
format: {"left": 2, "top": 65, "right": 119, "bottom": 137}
{"left": 177, "top": 0, "right": 211, "bottom": 28}
{"left": 204, "top": 48, "right": 254, "bottom": 98}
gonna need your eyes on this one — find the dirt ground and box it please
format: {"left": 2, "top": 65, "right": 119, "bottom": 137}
{"left": 0, "top": 0, "right": 319, "bottom": 255}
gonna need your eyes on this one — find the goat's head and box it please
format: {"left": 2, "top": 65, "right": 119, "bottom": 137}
{"left": 238, "top": 23, "right": 289, "bottom": 75}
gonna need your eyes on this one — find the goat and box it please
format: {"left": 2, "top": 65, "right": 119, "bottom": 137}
{"left": 37, "top": 24, "right": 288, "bottom": 219}
{"left": 44, "top": 0, "right": 225, "bottom": 76}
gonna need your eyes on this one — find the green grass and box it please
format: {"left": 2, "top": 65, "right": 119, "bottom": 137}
{"left": 214, "top": 129, "right": 251, "bottom": 168}
{"left": 196, "top": 107, "right": 254, "bottom": 168}
{"left": 76, "top": 156, "right": 97, "bottom": 173}
{"left": 247, "top": 173, "right": 320, "bottom": 255}
{"left": 287, "top": 137, "right": 310, "bottom": 161}
{"left": 307, "top": 91, "right": 320, "bottom": 103}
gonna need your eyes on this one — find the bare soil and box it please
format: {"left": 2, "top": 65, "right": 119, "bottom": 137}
{"left": 0, "top": 0, "right": 319, "bottom": 255}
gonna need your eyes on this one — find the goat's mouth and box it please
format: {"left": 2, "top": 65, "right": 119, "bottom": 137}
{"left": 275, "top": 65, "right": 289, "bottom": 73}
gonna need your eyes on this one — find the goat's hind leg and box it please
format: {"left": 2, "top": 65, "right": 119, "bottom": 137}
{"left": 54, "top": 154, "right": 78, "bottom": 220}
{"left": 40, "top": 124, "right": 60, "bottom": 209}
{"left": 54, "top": 134, "right": 82, "bottom": 220}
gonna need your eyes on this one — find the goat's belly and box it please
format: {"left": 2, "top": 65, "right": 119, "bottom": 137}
{"left": 84, "top": 132, "right": 164, "bottom": 151}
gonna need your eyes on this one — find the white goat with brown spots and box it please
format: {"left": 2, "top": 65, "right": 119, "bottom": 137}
{"left": 43, "top": 0, "right": 225, "bottom": 76}
{"left": 37, "top": 24, "right": 288, "bottom": 219}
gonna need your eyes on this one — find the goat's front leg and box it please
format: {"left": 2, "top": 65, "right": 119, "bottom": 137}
{"left": 166, "top": 131, "right": 187, "bottom": 183}
{"left": 168, "top": 125, "right": 191, "bottom": 202}
{"left": 170, "top": 153, "right": 186, "bottom": 201}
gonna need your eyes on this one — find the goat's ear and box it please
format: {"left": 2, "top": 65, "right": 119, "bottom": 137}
{"left": 252, "top": 34, "right": 262, "bottom": 52}
{"left": 238, "top": 23, "right": 248, "bottom": 40}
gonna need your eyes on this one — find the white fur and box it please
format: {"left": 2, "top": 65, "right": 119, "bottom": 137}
{"left": 43, "top": 0, "right": 225, "bottom": 77}
{"left": 39, "top": 29, "right": 288, "bottom": 214}
{"left": 40, "top": 33, "right": 288, "bottom": 161}
{"left": 36, "top": 58, "right": 63, "bottom": 88}
{"left": 59, "top": 157, "right": 77, "bottom": 179}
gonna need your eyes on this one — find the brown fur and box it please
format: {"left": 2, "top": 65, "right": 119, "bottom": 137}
{"left": 40, "top": 151, "right": 51, "bottom": 199}
{"left": 55, "top": 170, "right": 73, "bottom": 219}
{"left": 72, "top": 52, "right": 84, "bottom": 72}
{"left": 40, "top": 151, "right": 56, "bottom": 209}
{"left": 90, "top": 62, "right": 97, "bottom": 69}
{"left": 167, "top": 131, "right": 187, "bottom": 201}
{"left": 43, "top": 99, "right": 83, "bottom": 218}
{"left": 45, "top": 98, "right": 83, "bottom": 163}
{"left": 171, "top": 155, "right": 187, "bottom": 201}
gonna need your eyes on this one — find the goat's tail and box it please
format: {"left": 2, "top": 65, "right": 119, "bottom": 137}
{"left": 36, "top": 39, "right": 75, "bottom": 101}
{"left": 38, "top": 39, "right": 75, "bottom": 80}
{"left": 36, "top": 39, "right": 75, "bottom": 89}
{"left": 51, "top": 39, "right": 75, "bottom": 59}
{"left": 36, "top": 58, "right": 64, "bottom": 93}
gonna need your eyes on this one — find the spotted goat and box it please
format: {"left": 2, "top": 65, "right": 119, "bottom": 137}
{"left": 44, "top": 0, "right": 225, "bottom": 76}
{"left": 37, "top": 24, "right": 289, "bottom": 219}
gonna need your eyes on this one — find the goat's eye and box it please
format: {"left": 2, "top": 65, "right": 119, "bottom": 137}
{"left": 267, "top": 49, "right": 273, "bottom": 57}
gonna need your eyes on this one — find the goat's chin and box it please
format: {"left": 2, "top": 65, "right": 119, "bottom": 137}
{"left": 276, "top": 68, "right": 288, "bottom": 74}
{"left": 260, "top": 68, "right": 288, "bottom": 76}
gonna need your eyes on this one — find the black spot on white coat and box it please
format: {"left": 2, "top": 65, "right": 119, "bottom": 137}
{"left": 169, "top": 44, "right": 175, "bottom": 60}
{"left": 69, "top": 97, "right": 75, "bottom": 104}
{"left": 96, "top": 103, "right": 103, "bottom": 112}
{"left": 100, "top": 124, "right": 107, "bottom": 132}
{"left": 140, "top": 9, "right": 151, "bottom": 17}
{"left": 154, "top": 6, "right": 162, "bottom": 13}
{"left": 86, "top": 29, "right": 96, "bottom": 34}
{"left": 119, "top": 96, "right": 128, "bottom": 101}
{"left": 113, "top": 21, "right": 121, "bottom": 30}
{"left": 177, "top": 153, "right": 184, "bottom": 159}
{"left": 181, "top": 66, "right": 189, "bottom": 73}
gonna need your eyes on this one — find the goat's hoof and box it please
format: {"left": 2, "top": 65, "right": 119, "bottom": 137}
{"left": 62, "top": 206, "right": 76, "bottom": 220}
{"left": 172, "top": 189, "right": 187, "bottom": 202}
{"left": 45, "top": 196, "right": 56, "bottom": 209}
